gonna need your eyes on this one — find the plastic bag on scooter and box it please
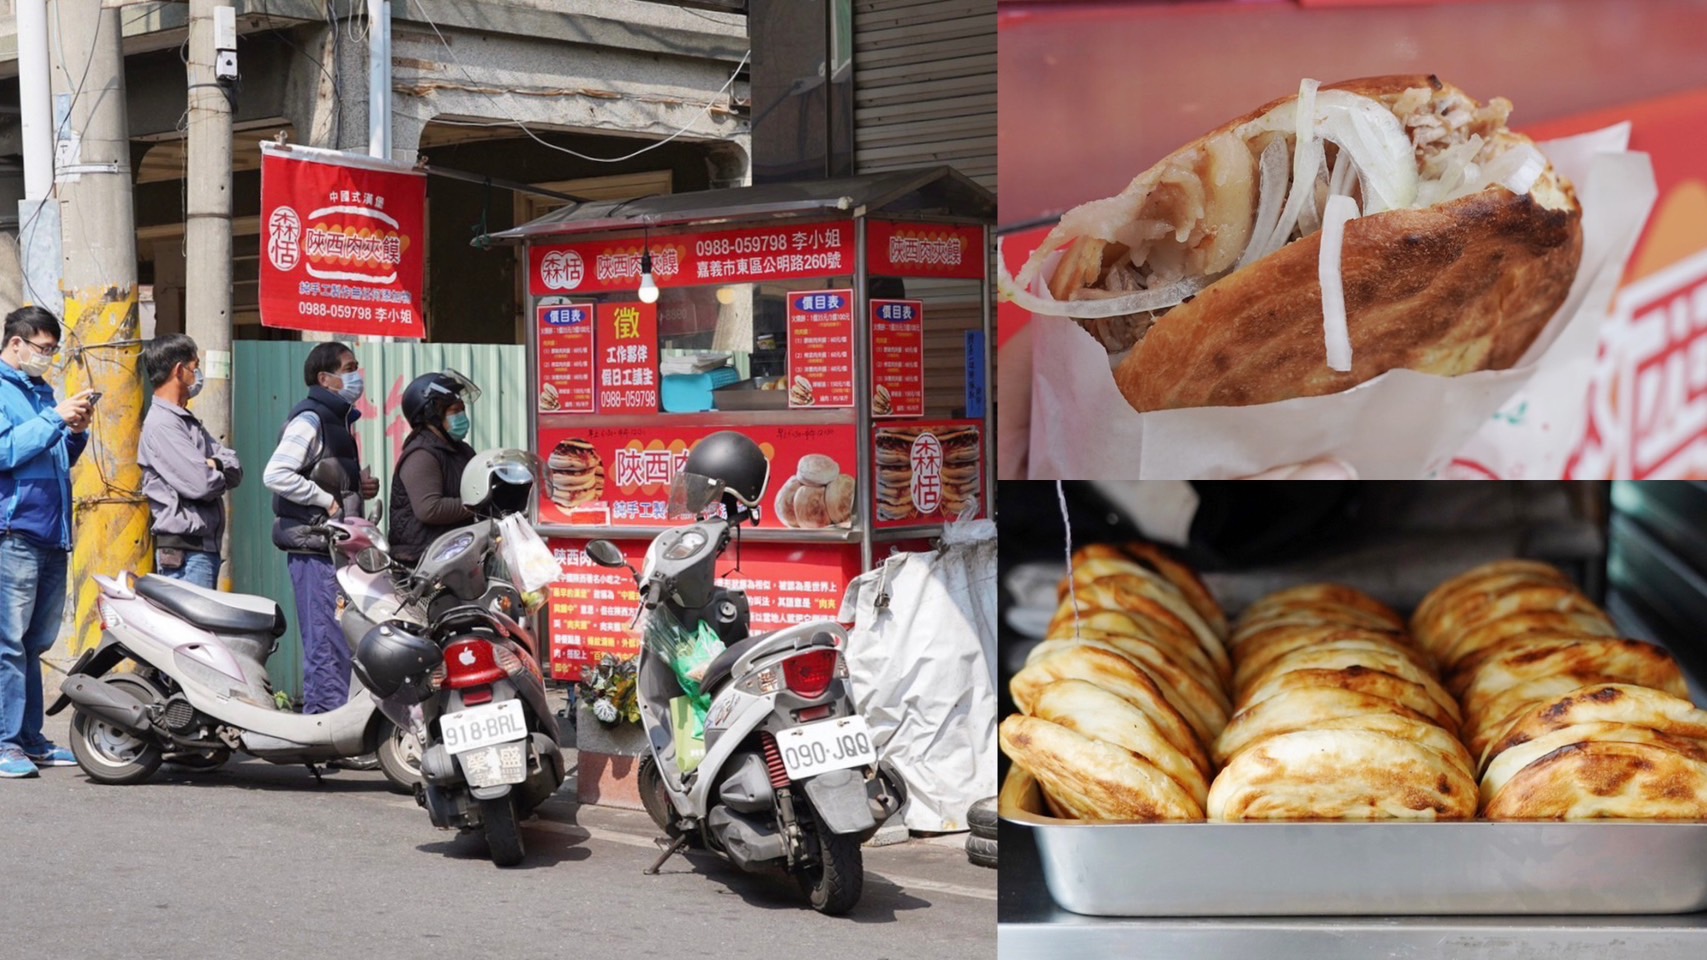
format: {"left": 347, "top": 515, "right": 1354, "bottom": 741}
{"left": 496, "top": 514, "right": 561, "bottom": 594}
{"left": 642, "top": 611, "right": 725, "bottom": 722}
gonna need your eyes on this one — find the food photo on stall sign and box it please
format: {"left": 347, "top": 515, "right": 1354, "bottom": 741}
{"left": 997, "top": 481, "right": 1707, "bottom": 943}
{"left": 989, "top": 0, "right": 1707, "bottom": 481}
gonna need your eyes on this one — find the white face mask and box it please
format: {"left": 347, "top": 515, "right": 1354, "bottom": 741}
{"left": 328, "top": 369, "right": 364, "bottom": 403}
{"left": 13, "top": 339, "right": 53, "bottom": 378}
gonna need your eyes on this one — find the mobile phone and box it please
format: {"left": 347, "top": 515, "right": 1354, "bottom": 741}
{"left": 86, "top": 392, "right": 102, "bottom": 406}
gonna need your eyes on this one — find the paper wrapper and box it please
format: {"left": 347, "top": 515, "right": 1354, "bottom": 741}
{"left": 1024, "top": 125, "right": 1658, "bottom": 480}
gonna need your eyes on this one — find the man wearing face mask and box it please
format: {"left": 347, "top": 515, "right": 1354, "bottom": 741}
{"left": 0, "top": 305, "right": 92, "bottom": 778}
{"left": 138, "top": 335, "right": 242, "bottom": 590}
{"left": 388, "top": 371, "right": 481, "bottom": 567}
{"left": 262, "top": 342, "right": 380, "bottom": 714}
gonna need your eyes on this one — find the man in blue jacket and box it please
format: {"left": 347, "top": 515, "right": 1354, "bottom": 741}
{"left": 0, "top": 305, "right": 93, "bottom": 779}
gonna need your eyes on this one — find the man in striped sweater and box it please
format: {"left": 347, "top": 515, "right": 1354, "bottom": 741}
{"left": 262, "top": 342, "right": 379, "bottom": 714}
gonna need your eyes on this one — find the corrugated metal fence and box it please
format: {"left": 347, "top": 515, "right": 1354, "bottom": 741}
{"left": 231, "top": 341, "right": 528, "bottom": 700}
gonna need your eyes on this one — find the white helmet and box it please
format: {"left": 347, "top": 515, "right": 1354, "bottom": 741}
{"left": 460, "top": 448, "right": 539, "bottom": 516}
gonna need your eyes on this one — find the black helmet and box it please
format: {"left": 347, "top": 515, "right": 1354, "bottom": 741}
{"left": 681, "top": 431, "right": 770, "bottom": 519}
{"left": 354, "top": 623, "right": 443, "bottom": 700}
{"left": 401, "top": 369, "right": 482, "bottom": 429}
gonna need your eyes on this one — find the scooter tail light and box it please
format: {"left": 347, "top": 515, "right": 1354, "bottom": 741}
{"left": 98, "top": 598, "right": 122, "bottom": 630}
{"left": 782, "top": 649, "right": 839, "bottom": 701}
{"left": 442, "top": 639, "right": 507, "bottom": 689}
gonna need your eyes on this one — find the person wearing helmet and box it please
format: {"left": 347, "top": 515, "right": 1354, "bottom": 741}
{"left": 679, "top": 430, "right": 770, "bottom": 523}
{"left": 388, "top": 371, "right": 481, "bottom": 566}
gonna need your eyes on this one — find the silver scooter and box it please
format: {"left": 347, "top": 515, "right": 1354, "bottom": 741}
{"left": 46, "top": 470, "right": 419, "bottom": 789}
{"left": 585, "top": 473, "right": 905, "bottom": 915}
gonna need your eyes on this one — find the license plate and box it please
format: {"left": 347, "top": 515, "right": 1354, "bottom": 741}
{"left": 775, "top": 716, "right": 876, "bottom": 781}
{"left": 459, "top": 742, "right": 528, "bottom": 788}
{"left": 439, "top": 699, "right": 528, "bottom": 755}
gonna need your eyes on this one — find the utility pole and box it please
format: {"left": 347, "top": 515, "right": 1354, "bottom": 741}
{"left": 365, "top": 0, "right": 392, "bottom": 345}
{"left": 16, "top": 0, "right": 60, "bottom": 313}
{"left": 50, "top": 0, "right": 147, "bottom": 660}
{"left": 186, "top": 0, "right": 237, "bottom": 587}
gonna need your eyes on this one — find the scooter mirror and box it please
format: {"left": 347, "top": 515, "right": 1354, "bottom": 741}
{"left": 585, "top": 540, "right": 627, "bottom": 569}
{"left": 367, "top": 501, "right": 384, "bottom": 524}
{"left": 355, "top": 547, "right": 390, "bottom": 575}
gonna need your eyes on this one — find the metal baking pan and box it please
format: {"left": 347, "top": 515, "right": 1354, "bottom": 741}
{"left": 1004, "top": 788, "right": 1707, "bottom": 916}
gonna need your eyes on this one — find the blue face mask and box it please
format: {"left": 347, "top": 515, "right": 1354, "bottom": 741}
{"left": 186, "top": 367, "right": 205, "bottom": 400}
{"left": 445, "top": 411, "right": 470, "bottom": 441}
{"left": 334, "top": 370, "right": 364, "bottom": 403}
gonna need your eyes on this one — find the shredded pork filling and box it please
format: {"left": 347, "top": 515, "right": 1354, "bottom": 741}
{"left": 1047, "top": 84, "right": 1534, "bottom": 351}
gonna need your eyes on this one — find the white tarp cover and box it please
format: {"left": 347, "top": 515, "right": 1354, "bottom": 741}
{"left": 839, "top": 519, "right": 998, "bottom": 832}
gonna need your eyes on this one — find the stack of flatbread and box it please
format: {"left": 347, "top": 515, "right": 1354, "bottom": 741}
{"left": 999, "top": 543, "right": 1231, "bottom": 820}
{"left": 1415, "top": 560, "right": 1707, "bottom": 819}
{"left": 1207, "top": 583, "right": 1476, "bottom": 820}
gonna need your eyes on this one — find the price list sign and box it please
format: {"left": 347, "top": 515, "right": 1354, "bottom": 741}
{"left": 787, "top": 289, "right": 855, "bottom": 409}
{"left": 537, "top": 303, "right": 595, "bottom": 413}
{"left": 871, "top": 299, "right": 924, "bottom": 418}
{"left": 596, "top": 301, "right": 659, "bottom": 413}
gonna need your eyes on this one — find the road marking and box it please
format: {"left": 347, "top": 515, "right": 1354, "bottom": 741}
{"left": 354, "top": 787, "right": 997, "bottom": 901}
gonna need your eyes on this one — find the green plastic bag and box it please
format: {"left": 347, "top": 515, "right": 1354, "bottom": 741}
{"left": 644, "top": 613, "right": 726, "bottom": 728}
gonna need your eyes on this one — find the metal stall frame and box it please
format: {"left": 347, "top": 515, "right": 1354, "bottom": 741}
{"left": 480, "top": 165, "right": 995, "bottom": 567}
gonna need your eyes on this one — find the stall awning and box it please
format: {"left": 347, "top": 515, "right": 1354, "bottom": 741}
{"left": 478, "top": 165, "right": 995, "bottom": 245}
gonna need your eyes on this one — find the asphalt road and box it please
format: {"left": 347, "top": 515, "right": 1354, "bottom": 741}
{"left": 0, "top": 710, "right": 995, "bottom": 960}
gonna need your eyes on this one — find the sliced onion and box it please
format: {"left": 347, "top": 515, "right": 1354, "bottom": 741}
{"left": 1263, "top": 78, "right": 1322, "bottom": 253}
{"left": 1236, "top": 138, "right": 1291, "bottom": 271}
{"left": 996, "top": 237, "right": 1208, "bottom": 320}
{"left": 1317, "top": 194, "right": 1359, "bottom": 373}
{"left": 1328, "top": 142, "right": 1356, "bottom": 198}
{"left": 1488, "top": 143, "right": 1547, "bottom": 196}
{"left": 1313, "top": 90, "right": 1418, "bottom": 214}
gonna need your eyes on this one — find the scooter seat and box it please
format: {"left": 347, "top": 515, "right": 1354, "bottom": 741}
{"left": 135, "top": 575, "right": 287, "bottom": 638}
{"left": 699, "top": 633, "right": 772, "bottom": 695}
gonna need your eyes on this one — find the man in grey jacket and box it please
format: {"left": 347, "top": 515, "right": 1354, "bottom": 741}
{"left": 138, "top": 334, "right": 242, "bottom": 589}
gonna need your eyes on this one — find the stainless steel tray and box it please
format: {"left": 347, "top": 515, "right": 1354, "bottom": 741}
{"left": 1006, "top": 803, "right": 1707, "bottom": 916}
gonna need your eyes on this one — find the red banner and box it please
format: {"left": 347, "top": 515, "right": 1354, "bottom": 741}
{"left": 539, "top": 423, "right": 859, "bottom": 530}
{"left": 871, "top": 299, "right": 925, "bottom": 418}
{"left": 866, "top": 220, "right": 986, "bottom": 280}
{"left": 544, "top": 537, "right": 861, "bottom": 682}
{"left": 873, "top": 420, "right": 986, "bottom": 528}
{"left": 258, "top": 144, "right": 426, "bottom": 338}
{"left": 596, "top": 302, "right": 659, "bottom": 414}
{"left": 787, "top": 289, "right": 855, "bottom": 409}
{"left": 537, "top": 303, "right": 596, "bottom": 414}
{"left": 530, "top": 221, "right": 856, "bottom": 297}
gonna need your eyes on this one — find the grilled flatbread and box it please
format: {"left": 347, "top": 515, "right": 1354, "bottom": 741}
{"left": 1482, "top": 740, "right": 1707, "bottom": 820}
{"left": 1000, "top": 715, "right": 1205, "bottom": 821}
{"left": 1010, "top": 645, "right": 1210, "bottom": 775}
{"left": 1025, "top": 638, "right": 1230, "bottom": 739}
{"left": 1233, "top": 628, "right": 1431, "bottom": 694}
{"left": 1479, "top": 683, "right": 1707, "bottom": 773}
{"left": 1237, "top": 645, "right": 1459, "bottom": 725}
{"left": 1031, "top": 678, "right": 1212, "bottom": 805}
{"left": 1458, "top": 638, "right": 1683, "bottom": 725}
{"left": 1207, "top": 728, "right": 1477, "bottom": 821}
{"left": 1479, "top": 721, "right": 1707, "bottom": 810}
{"left": 1237, "top": 665, "right": 1460, "bottom": 734}
{"left": 1214, "top": 686, "right": 1439, "bottom": 766}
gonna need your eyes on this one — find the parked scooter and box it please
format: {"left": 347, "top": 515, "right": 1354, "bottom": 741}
{"left": 46, "top": 464, "right": 420, "bottom": 789}
{"left": 584, "top": 431, "right": 905, "bottom": 915}
{"left": 355, "top": 448, "right": 565, "bottom": 867}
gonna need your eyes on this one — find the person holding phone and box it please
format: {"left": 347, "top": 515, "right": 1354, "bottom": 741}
{"left": 138, "top": 334, "right": 242, "bottom": 590}
{"left": 0, "top": 305, "right": 91, "bottom": 778}
{"left": 261, "top": 342, "right": 379, "bottom": 714}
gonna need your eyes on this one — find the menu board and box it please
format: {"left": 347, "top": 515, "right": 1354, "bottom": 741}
{"left": 871, "top": 299, "right": 924, "bottom": 418}
{"left": 539, "top": 422, "right": 859, "bottom": 530}
{"left": 536, "top": 303, "right": 596, "bottom": 414}
{"left": 873, "top": 420, "right": 986, "bottom": 528}
{"left": 596, "top": 302, "right": 659, "bottom": 414}
{"left": 544, "top": 537, "right": 861, "bottom": 682}
{"left": 786, "top": 289, "right": 855, "bottom": 409}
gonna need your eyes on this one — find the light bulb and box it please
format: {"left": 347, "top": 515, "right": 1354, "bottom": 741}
{"left": 637, "top": 252, "right": 660, "bottom": 304}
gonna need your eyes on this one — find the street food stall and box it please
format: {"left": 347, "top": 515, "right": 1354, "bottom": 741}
{"left": 482, "top": 166, "right": 995, "bottom": 682}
